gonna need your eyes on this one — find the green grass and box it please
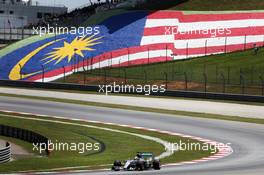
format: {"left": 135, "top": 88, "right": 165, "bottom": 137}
{"left": 82, "top": 9, "right": 131, "bottom": 26}
{"left": 0, "top": 114, "right": 162, "bottom": 172}
{"left": 0, "top": 113, "right": 213, "bottom": 173}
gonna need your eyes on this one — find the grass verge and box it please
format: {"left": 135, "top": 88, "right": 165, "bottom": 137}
{"left": 0, "top": 113, "right": 213, "bottom": 173}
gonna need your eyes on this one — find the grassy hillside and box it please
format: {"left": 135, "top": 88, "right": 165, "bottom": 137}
{"left": 82, "top": 9, "right": 130, "bottom": 26}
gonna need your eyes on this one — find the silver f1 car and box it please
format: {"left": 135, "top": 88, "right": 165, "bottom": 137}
{"left": 111, "top": 152, "right": 161, "bottom": 171}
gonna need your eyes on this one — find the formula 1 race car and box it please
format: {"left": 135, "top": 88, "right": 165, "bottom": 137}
{"left": 111, "top": 152, "right": 161, "bottom": 171}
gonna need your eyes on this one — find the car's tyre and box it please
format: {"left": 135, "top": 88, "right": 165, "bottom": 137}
{"left": 113, "top": 160, "right": 122, "bottom": 166}
{"left": 111, "top": 166, "right": 120, "bottom": 171}
{"left": 112, "top": 160, "right": 122, "bottom": 171}
{"left": 153, "top": 160, "right": 161, "bottom": 170}
{"left": 136, "top": 161, "right": 144, "bottom": 171}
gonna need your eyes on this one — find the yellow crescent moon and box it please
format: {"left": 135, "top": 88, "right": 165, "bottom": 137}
{"left": 9, "top": 39, "right": 64, "bottom": 80}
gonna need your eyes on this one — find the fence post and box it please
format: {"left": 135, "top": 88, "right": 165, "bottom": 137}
{"left": 203, "top": 64, "right": 207, "bottom": 75}
{"left": 63, "top": 66, "right": 66, "bottom": 82}
{"left": 127, "top": 48, "right": 130, "bottom": 67}
{"left": 123, "top": 69, "right": 127, "bottom": 84}
{"left": 83, "top": 66, "right": 86, "bottom": 85}
{"left": 244, "top": 35, "right": 247, "bottom": 50}
{"left": 99, "top": 56, "right": 101, "bottom": 74}
{"left": 216, "top": 64, "right": 219, "bottom": 83}
{"left": 9, "top": 26, "right": 11, "bottom": 41}
{"left": 166, "top": 44, "right": 168, "bottom": 62}
{"left": 227, "top": 66, "right": 230, "bottom": 84}
{"left": 220, "top": 73, "right": 226, "bottom": 93}
{"left": 118, "top": 59, "right": 121, "bottom": 77}
{"left": 240, "top": 68, "right": 243, "bottom": 85}
{"left": 144, "top": 70, "right": 147, "bottom": 85}
{"left": 205, "top": 40, "right": 208, "bottom": 56}
{"left": 164, "top": 72, "right": 168, "bottom": 89}
{"left": 240, "top": 75, "right": 245, "bottom": 94}
{"left": 224, "top": 37, "right": 227, "bottom": 53}
{"left": 184, "top": 72, "right": 188, "bottom": 91}
{"left": 263, "top": 35, "right": 264, "bottom": 47}
{"left": 203, "top": 73, "right": 207, "bottom": 93}
{"left": 22, "top": 27, "right": 24, "bottom": 40}
{"left": 41, "top": 65, "right": 44, "bottom": 83}
{"left": 186, "top": 42, "right": 189, "bottom": 59}
{"left": 82, "top": 58, "right": 85, "bottom": 71}
{"left": 19, "top": 64, "right": 22, "bottom": 80}
{"left": 87, "top": 58, "right": 90, "bottom": 72}
{"left": 91, "top": 57, "right": 94, "bottom": 73}
{"left": 3, "top": 25, "right": 6, "bottom": 40}
{"left": 259, "top": 75, "right": 264, "bottom": 96}
{"left": 148, "top": 47, "right": 150, "bottom": 65}
{"left": 110, "top": 52, "right": 113, "bottom": 68}
{"left": 104, "top": 69, "right": 107, "bottom": 85}
{"left": 73, "top": 57, "right": 76, "bottom": 73}
{"left": 251, "top": 66, "right": 254, "bottom": 85}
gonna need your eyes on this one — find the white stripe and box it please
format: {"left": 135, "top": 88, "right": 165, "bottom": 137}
{"left": 35, "top": 71, "right": 73, "bottom": 83}
{"left": 141, "top": 35, "right": 174, "bottom": 45}
{"left": 145, "top": 19, "right": 179, "bottom": 28}
{"left": 174, "top": 35, "right": 264, "bottom": 49}
{"left": 145, "top": 19, "right": 264, "bottom": 30}
{"left": 179, "top": 19, "right": 264, "bottom": 31}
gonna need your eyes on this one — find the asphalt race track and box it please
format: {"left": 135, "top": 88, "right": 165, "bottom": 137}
{"left": 0, "top": 96, "right": 264, "bottom": 175}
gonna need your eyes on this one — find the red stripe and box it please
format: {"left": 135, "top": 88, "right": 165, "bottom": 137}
{"left": 148, "top": 11, "right": 183, "bottom": 19}
{"left": 143, "top": 26, "right": 175, "bottom": 36}
{"left": 96, "top": 43, "right": 174, "bottom": 59}
{"left": 28, "top": 65, "right": 73, "bottom": 81}
{"left": 148, "top": 11, "right": 264, "bottom": 22}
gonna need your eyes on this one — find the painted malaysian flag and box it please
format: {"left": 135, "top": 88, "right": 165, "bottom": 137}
{"left": 0, "top": 11, "right": 264, "bottom": 82}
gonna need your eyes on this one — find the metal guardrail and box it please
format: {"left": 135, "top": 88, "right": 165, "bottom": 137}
{"left": 0, "top": 28, "right": 35, "bottom": 41}
{"left": 0, "top": 125, "right": 49, "bottom": 148}
{"left": 0, "top": 80, "right": 264, "bottom": 103}
{"left": 0, "top": 124, "right": 49, "bottom": 159}
{"left": 0, "top": 145, "right": 11, "bottom": 164}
